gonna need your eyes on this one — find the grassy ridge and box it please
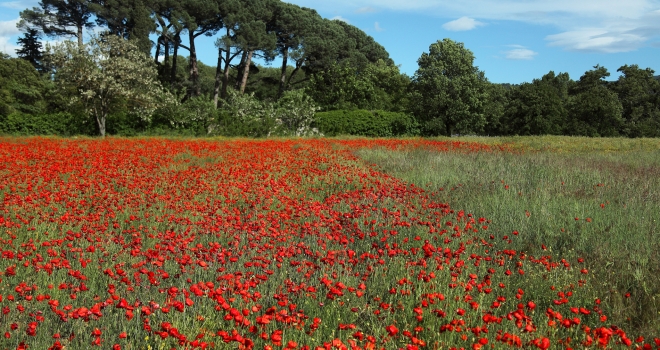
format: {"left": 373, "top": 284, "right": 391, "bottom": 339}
{"left": 356, "top": 136, "right": 660, "bottom": 336}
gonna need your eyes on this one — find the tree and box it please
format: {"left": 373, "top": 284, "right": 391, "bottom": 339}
{"left": 567, "top": 65, "right": 623, "bottom": 137}
{"left": 611, "top": 64, "right": 660, "bottom": 137}
{"left": 307, "top": 59, "right": 409, "bottom": 111}
{"left": 18, "top": 0, "right": 95, "bottom": 48}
{"left": 88, "top": 0, "right": 156, "bottom": 54}
{"left": 232, "top": 0, "right": 277, "bottom": 94}
{"left": 333, "top": 20, "right": 392, "bottom": 69}
{"left": 279, "top": 14, "right": 347, "bottom": 90}
{"left": 16, "top": 28, "right": 45, "bottom": 72}
{"left": 502, "top": 71, "right": 571, "bottom": 135}
{"left": 178, "top": 0, "right": 222, "bottom": 98}
{"left": 48, "top": 34, "right": 171, "bottom": 136}
{"left": 266, "top": 2, "right": 307, "bottom": 97}
{"left": 481, "top": 82, "right": 507, "bottom": 135}
{"left": 0, "top": 55, "right": 46, "bottom": 117}
{"left": 213, "top": 0, "right": 277, "bottom": 104}
{"left": 409, "top": 39, "right": 488, "bottom": 136}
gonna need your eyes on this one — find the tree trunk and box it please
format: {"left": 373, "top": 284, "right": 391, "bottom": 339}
{"left": 188, "top": 30, "right": 200, "bottom": 97}
{"left": 163, "top": 37, "right": 169, "bottom": 64}
{"left": 97, "top": 111, "right": 106, "bottom": 138}
{"left": 213, "top": 46, "right": 223, "bottom": 108}
{"left": 77, "top": 24, "right": 83, "bottom": 49}
{"left": 278, "top": 47, "right": 289, "bottom": 98}
{"left": 154, "top": 37, "right": 162, "bottom": 64}
{"left": 221, "top": 45, "right": 233, "bottom": 100}
{"left": 239, "top": 50, "right": 253, "bottom": 94}
{"left": 234, "top": 50, "right": 247, "bottom": 90}
{"left": 171, "top": 32, "right": 180, "bottom": 88}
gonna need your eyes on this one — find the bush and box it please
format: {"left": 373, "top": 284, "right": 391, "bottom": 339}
{"left": 0, "top": 111, "right": 92, "bottom": 136}
{"left": 314, "top": 109, "right": 419, "bottom": 137}
{"left": 271, "top": 90, "right": 320, "bottom": 137}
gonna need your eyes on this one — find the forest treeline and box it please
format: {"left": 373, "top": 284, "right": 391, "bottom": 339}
{"left": 1, "top": 0, "right": 659, "bottom": 137}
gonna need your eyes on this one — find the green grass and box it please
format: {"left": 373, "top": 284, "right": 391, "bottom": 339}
{"left": 356, "top": 136, "right": 660, "bottom": 337}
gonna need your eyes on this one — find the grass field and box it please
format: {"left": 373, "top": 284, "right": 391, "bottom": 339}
{"left": 357, "top": 136, "right": 660, "bottom": 338}
{"left": 0, "top": 136, "right": 658, "bottom": 350}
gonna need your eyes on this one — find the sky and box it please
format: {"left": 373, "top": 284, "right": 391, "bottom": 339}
{"left": 1, "top": 0, "right": 659, "bottom": 84}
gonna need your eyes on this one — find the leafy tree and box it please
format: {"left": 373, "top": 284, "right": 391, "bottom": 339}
{"left": 88, "top": 0, "right": 156, "bottom": 54}
{"left": 409, "top": 39, "right": 488, "bottom": 136}
{"left": 48, "top": 34, "right": 171, "bottom": 137}
{"left": 266, "top": 2, "right": 308, "bottom": 97}
{"left": 271, "top": 89, "right": 319, "bottom": 136}
{"left": 16, "top": 28, "right": 45, "bottom": 72}
{"left": 307, "top": 59, "right": 409, "bottom": 111}
{"left": 276, "top": 15, "right": 392, "bottom": 96}
{"left": 0, "top": 55, "right": 46, "bottom": 117}
{"left": 212, "top": 0, "right": 277, "bottom": 104}
{"left": 567, "top": 65, "right": 623, "bottom": 137}
{"left": 283, "top": 15, "right": 346, "bottom": 87}
{"left": 233, "top": 0, "right": 277, "bottom": 94}
{"left": 240, "top": 64, "right": 308, "bottom": 102}
{"left": 611, "top": 64, "right": 660, "bottom": 137}
{"left": 502, "top": 71, "right": 571, "bottom": 135}
{"left": 481, "top": 82, "right": 507, "bottom": 135}
{"left": 18, "top": 0, "right": 95, "bottom": 48}
{"left": 333, "top": 20, "right": 392, "bottom": 69}
{"left": 178, "top": 0, "right": 222, "bottom": 98}
{"left": 217, "top": 88, "right": 276, "bottom": 136}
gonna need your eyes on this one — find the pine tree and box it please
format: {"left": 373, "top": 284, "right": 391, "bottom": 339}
{"left": 16, "top": 28, "right": 44, "bottom": 73}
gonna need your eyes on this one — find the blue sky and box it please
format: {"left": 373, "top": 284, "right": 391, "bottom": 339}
{"left": 2, "top": 0, "right": 659, "bottom": 83}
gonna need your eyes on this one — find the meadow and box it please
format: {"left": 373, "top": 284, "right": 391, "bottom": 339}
{"left": 0, "top": 136, "right": 658, "bottom": 350}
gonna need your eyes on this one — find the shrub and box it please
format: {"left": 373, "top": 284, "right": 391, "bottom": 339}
{"left": 272, "top": 90, "right": 320, "bottom": 137}
{"left": 0, "top": 111, "right": 92, "bottom": 136}
{"left": 314, "top": 109, "right": 419, "bottom": 137}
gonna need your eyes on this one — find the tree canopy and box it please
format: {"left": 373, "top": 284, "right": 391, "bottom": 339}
{"left": 409, "top": 38, "right": 488, "bottom": 136}
{"left": 5, "top": 0, "right": 660, "bottom": 138}
{"left": 48, "top": 34, "right": 171, "bottom": 136}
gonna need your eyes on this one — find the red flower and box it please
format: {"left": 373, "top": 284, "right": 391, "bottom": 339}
{"left": 386, "top": 325, "right": 399, "bottom": 336}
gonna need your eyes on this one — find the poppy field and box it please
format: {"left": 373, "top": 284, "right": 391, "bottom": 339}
{"left": 0, "top": 137, "right": 658, "bottom": 350}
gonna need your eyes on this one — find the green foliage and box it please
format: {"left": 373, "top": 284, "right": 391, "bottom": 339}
{"left": 332, "top": 20, "right": 392, "bottom": 69}
{"left": 481, "top": 82, "right": 507, "bottom": 135}
{"left": 502, "top": 71, "right": 570, "bottom": 136}
{"left": 567, "top": 66, "right": 623, "bottom": 137}
{"left": 409, "top": 39, "right": 488, "bottom": 136}
{"left": 271, "top": 89, "right": 319, "bottom": 136}
{"left": 18, "top": 0, "right": 95, "bottom": 47}
{"left": 48, "top": 34, "right": 173, "bottom": 136}
{"left": 215, "top": 88, "right": 276, "bottom": 137}
{"left": 307, "top": 59, "right": 409, "bottom": 112}
{"left": 611, "top": 64, "right": 660, "bottom": 138}
{"left": 0, "top": 111, "right": 92, "bottom": 135}
{"left": 0, "top": 55, "right": 46, "bottom": 116}
{"left": 88, "top": 0, "right": 156, "bottom": 54}
{"left": 16, "top": 28, "right": 45, "bottom": 72}
{"left": 314, "top": 109, "right": 418, "bottom": 137}
{"left": 245, "top": 65, "right": 309, "bottom": 101}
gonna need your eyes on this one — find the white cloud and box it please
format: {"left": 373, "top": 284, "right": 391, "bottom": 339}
{"left": 1, "top": 0, "right": 39, "bottom": 10}
{"left": 355, "top": 6, "right": 377, "bottom": 13}
{"left": 0, "top": 18, "right": 20, "bottom": 37}
{"left": 331, "top": 15, "right": 350, "bottom": 23}
{"left": 504, "top": 46, "right": 538, "bottom": 60}
{"left": 283, "top": 0, "right": 660, "bottom": 53}
{"left": 0, "top": 18, "right": 20, "bottom": 56}
{"left": 545, "top": 9, "right": 660, "bottom": 52}
{"left": 374, "top": 21, "right": 384, "bottom": 32}
{"left": 442, "top": 17, "right": 485, "bottom": 31}
{"left": 0, "top": 36, "right": 19, "bottom": 56}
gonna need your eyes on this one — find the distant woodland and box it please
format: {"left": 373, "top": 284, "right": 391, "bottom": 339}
{"left": 2, "top": 0, "right": 659, "bottom": 137}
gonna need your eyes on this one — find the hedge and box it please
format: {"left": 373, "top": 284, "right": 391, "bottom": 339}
{"left": 314, "top": 109, "right": 419, "bottom": 137}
